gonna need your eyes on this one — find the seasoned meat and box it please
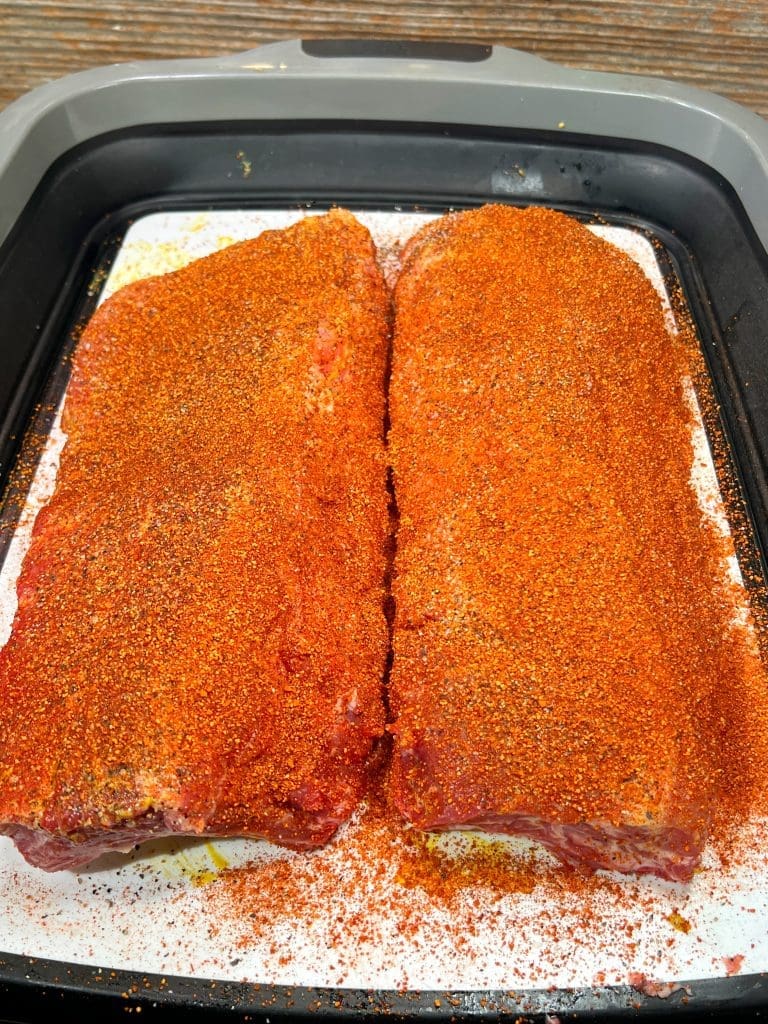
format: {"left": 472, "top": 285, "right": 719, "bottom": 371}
{"left": 0, "top": 210, "right": 390, "bottom": 871}
{"left": 388, "top": 204, "right": 751, "bottom": 882}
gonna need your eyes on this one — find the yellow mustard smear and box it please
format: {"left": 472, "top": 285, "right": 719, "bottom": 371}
{"left": 154, "top": 841, "right": 231, "bottom": 887}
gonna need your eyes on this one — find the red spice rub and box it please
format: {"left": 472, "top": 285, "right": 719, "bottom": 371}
{"left": 0, "top": 210, "right": 390, "bottom": 870}
{"left": 388, "top": 204, "right": 766, "bottom": 881}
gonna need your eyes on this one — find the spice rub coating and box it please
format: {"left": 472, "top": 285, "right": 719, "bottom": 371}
{"left": 388, "top": 204, "right": 759, "bottom": 881}
{"left": 0, "top": 210, "right": 390, "bottom": 871}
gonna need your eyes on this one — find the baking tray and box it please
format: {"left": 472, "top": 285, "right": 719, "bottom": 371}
{"left": 2, "top": 39, "right": 768, "bottom": 1022}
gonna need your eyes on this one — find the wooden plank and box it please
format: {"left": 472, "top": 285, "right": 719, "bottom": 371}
{"left": 0, "top": 1, "right": 767, "bottom": 116}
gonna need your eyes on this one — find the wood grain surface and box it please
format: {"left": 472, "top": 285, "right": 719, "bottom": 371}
{"left": 0, "top": 0, "right": 767, "bottom": 118}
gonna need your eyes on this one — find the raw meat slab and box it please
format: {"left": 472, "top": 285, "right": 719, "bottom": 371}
{"left": 388, "top": 204, "right": 759, "bottom": 882}
{"left": 0, "top": 210, "right": 390, "bottom": 870}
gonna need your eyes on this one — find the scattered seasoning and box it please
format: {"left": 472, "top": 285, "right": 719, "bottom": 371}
{"left": 235, "top": 151, "right": 252, "bottom": 179}
{"left": 87, "top": 267, "right": 109, "bottom": 297}
{"left": 666, "top": 910, "right": 692, "bottom": 934}
{"left": 202, "top": 779, "right": 719, "bottom": 990}
{"left": 723, "top": 954, "right": 745, "bottom": 976}
{"left": 627, "top": 973, "right": 691, "bottom": 999}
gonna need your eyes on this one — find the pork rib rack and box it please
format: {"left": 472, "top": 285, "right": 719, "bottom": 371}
{"left": 0, "top": 210, "right": 389, "bottom": 871}
{"left": 388, "top": 205, "right": 748, "bottom": 882}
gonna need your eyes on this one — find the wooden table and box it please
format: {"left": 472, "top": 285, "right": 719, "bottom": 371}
{"left": 1, "top": 0, "right": 767, "bottom": 119}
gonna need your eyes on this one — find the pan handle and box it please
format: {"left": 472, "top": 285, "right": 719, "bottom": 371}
{"left": 2, "top": 40, "right": 768, "bottom": 258}
{"left": 299, "top": 40, "right": 492, "bottom": 62}
{"left": 225, "top": 37, "right": 554, "bottom": 77}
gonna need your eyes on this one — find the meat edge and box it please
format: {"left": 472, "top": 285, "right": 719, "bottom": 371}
{"left": 399, "top": 811, "right": 703, "bottom": 883}
{"left": 0, "top": 804, "right": 349, "bottom": 872}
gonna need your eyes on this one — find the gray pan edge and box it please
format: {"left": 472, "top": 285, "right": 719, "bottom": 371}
{"left": 0, "top": 38, "right": 768, "bottom": 250}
